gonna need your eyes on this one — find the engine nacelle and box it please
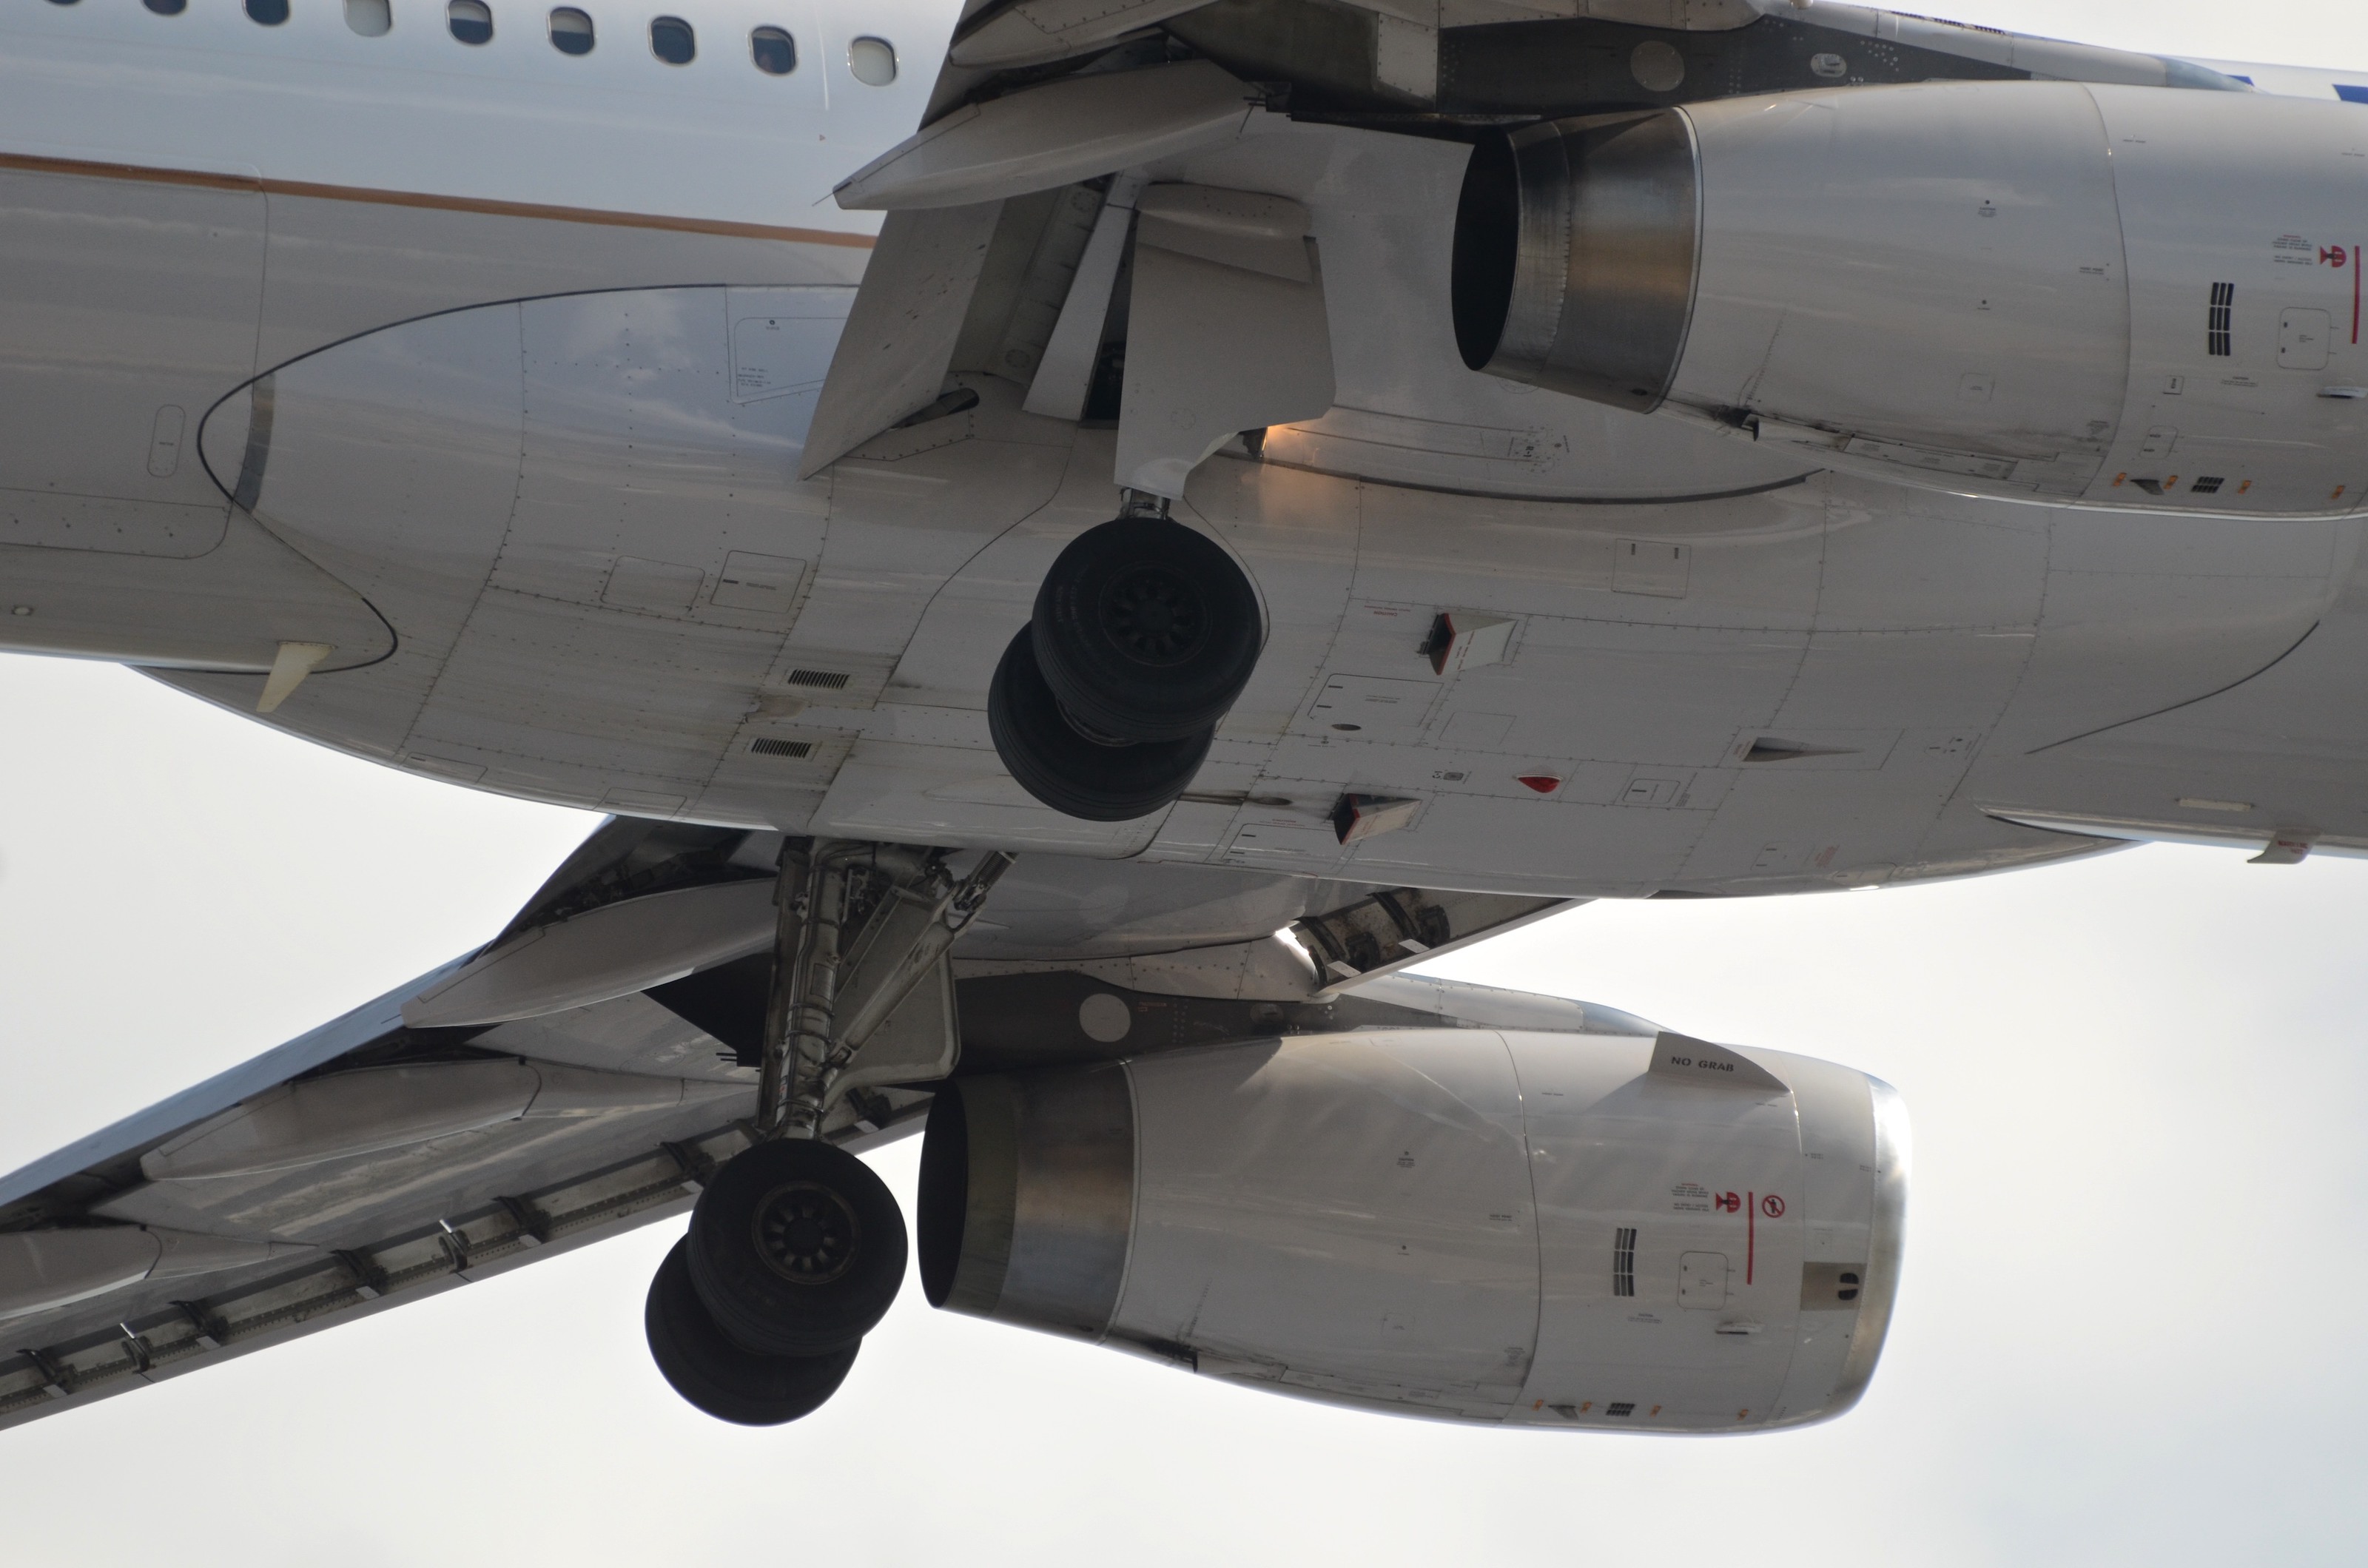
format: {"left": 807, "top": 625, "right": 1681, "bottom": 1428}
{"left": 919, "top": 1029, "right": 1907, "bottom": 1433}
{"left": 1453, "top": 80, "right": 2368, "bottom": 515}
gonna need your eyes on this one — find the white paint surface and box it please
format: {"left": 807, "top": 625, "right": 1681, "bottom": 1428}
{"left": 0, "top": 3, "right": 2365, "bottom": 1563}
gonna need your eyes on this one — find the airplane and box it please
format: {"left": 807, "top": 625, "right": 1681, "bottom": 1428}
{"left": 1, "top": 0, "right": 2361, "bottom": 1436}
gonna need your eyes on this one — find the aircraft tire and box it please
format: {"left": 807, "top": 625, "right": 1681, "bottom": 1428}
{"left": 989, "top": 627, "right": 1211, "bottom": 821}
{"left": 687, "top": 1139, "right": 907, "bottom": 1358}
{"left": 1031, "top": 516, "right": 1261, "bottom": 743}
{"left": 645, "top": 1238, "right": 859, "bottom": 1426}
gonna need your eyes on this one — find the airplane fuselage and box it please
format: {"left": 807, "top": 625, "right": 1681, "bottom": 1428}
{"left": 5, "top": 0, "right": 2367, "bottom": 897}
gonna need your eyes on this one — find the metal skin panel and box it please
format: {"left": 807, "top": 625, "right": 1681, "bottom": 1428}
{"left": 0, "top": 503, "right": 393, "bottom": 675}
{"left": 1111, "top": 1032, "right": 1540, "bottom": 1421}
{"left": 3, "top": 2, "right": 2367, "bottom": 878}
{"left": 801, "top": 203, "right": 1002, "bottom": 473}
{"left": 1450, "top": 78, "right": 2367, "bottom": 513}
{"left": 1674, "top": 81, "right": 2132, "bottom": 498}
{"left": 1538, "top": 79, "right": 2362, "bottom": 514}
{"left": 403, "top": 881, "right": 780, "bottom": 1029}
{"left": 1504, "top": 1036, "right": 1903, "bottom": 1432}
{"left": 135, "top": 1060, "right": 717, "bottom": 1186}
{"left": 74, "top": 275, "right": 2362, "bottom": 876}
{"left": 0, "top": 164, "right": 263, "bottom": 517}
{"left": 139, "top": 1062, "right": 540, "bottom": 1182}
{"left": 5, "top": 79, "right": 2344, "bottom": 868}
{"left": 949, "top": 0, "right": 1218, "bottom": 71}
{"left": 1116, "top": 226, "right": 1336, "bottom": 498}
{"left": 928, "top": 1028, "right": 1901, "bottom": 1431}
{"left": 479, "top": 993, "right": 763, "bottom": 1086}
{"left": 0, "top": 963, "right": 461, "bottom": 1216}
{"left": 1161, "top": 115, "right": 1806, "bottom": 503}
{"left": 1507, "top": 1032, "right": 1806, "bottom": 1430}
{"left": 0, "top": 1229, "right": 304, "bottom": 1324}
{"left": 832, "top": 60, "right": 1256, "bottom": 212}
{"left": 92, "top": 1074, "right": 744, "bottom": 1246}
{"left": 2080, "top": 85, "right": 2368, "bottom": 514}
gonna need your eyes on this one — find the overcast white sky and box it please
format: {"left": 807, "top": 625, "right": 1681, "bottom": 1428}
{"left": 5, "top": 4, "right": 2368, "bottom": 1563}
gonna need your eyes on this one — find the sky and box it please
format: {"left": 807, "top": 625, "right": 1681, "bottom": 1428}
{"left": 4, "top": 3, "right": 2368, "bottom": 1564}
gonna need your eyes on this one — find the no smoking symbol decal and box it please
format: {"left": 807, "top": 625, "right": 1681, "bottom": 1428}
{"left": 1760, "top": 1194, "right": 1786, "bottom": 1218}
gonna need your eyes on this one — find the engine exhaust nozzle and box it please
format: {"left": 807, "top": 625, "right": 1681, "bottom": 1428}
{"left": 1451, "top": 109, "right": 1701, "bottom": 413}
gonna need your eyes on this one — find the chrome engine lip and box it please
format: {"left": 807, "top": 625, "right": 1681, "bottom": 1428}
{"left": 1826, "top": 1073, "right": 1911, "bottom": 1416}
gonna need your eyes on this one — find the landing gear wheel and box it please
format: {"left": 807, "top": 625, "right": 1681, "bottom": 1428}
{"left": 1032, "top": 517, "right": 1262, "bottom": 743}
{"left": 687, "top": 1139, "right": 907, "bottom": 1358}
{"left": 989, "top": 627, "right": 1212, "bottom": 821}
{"left": 645, "top": 1239, "right": 858, "bottom": 1426}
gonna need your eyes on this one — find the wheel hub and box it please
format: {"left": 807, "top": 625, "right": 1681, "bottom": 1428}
{"left": 1099, "top": 565, "right": 1207, "bottom": 666}
{"left": 751, "top": 1181, "right": 860, "bottom": 1285}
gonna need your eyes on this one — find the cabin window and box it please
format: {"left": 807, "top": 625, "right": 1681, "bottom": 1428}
{"left": 750, "top": 25, "right": 795, "bottom": 75}
{"left": 346, "top": 0, "right": 390, "bottom": 33}
{"left": 548, "top": 6, "right": 593, "bottom": 53}
{"left": 448, "top": 0, "right": 492, "bottom": 43}
{"left": 145, "top": 0, "right": 189, "bottom": 15}
{"left": 848, "top": 36, "right": 896, "bottom": 85}
{"left": 246, "top": 0, "right": 290, "bottom": 23}
{"left": 44, "top": 0, "right": 78, "bottom": 9}
{"left": 650, "top": 15, "right": 695, "bottom": 64}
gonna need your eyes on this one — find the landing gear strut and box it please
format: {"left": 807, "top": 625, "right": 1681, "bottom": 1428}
{"left": 989, "top": 496, "right": 1262, "bottom": 820}
{"left": 643, "top": 840, "right": 1010, "bottom": 1423}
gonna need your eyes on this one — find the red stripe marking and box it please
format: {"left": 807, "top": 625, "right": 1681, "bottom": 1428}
{"left": 1746, "top": 1191, "right": 1756, "bottom": 1285}
{"left": 2352, "top": 246, "right": 2359, "bottom": 345}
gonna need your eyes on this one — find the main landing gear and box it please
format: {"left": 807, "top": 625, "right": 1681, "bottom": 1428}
{"left": 645, "top": 841, "right": 1009, "bottom": 1425}
{"left": 645, "top": 1236, "right": 863, "bottom": 1427}
{"left": 989, "top": 498, "right": 1262, "bottom": 821}
{"left": 646, "top": 1140, "right": 902, "bottom": 1425}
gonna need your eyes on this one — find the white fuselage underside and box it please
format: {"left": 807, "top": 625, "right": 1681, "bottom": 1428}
{"left": 4, "top": 0, "right": 2366, "bottom": 896}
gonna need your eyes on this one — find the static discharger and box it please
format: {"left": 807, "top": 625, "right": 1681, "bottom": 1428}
{"left": 256, "top": 640, "right": 333, "bottom": 713}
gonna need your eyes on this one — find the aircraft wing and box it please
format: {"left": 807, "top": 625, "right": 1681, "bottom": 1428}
{"left": 0, "top": 818, "right": 1578, "bottom": 1432}
{"left": 802, "top": 0, "right": 2250, "bottom": 470}
{"left": 0, "top": 946, "right": 783, "bottom": 1433}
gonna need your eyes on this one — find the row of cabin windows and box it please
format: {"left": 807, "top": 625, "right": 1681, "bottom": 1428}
{"left": 50, "top": 0, "right": 896, "bottom": 81}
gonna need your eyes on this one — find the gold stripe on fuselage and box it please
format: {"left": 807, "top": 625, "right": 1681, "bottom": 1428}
{"left": 0, "top": 150, "right": 875, "bottom": 248}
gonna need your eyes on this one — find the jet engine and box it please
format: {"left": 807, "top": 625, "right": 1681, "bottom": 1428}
{"left": 1453, "top": 79, "right": 2368, "bottom": 515}
{"left": 920, "top": 1028, "right": 1906, "bottom": 1432}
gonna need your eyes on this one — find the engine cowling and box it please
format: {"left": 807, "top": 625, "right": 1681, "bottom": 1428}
{"left": 1453, "top": 79, "right": 2368, "bottom": 515}
{"left": 919, "top": 1028, "right": 1907, "bottom": 1433}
